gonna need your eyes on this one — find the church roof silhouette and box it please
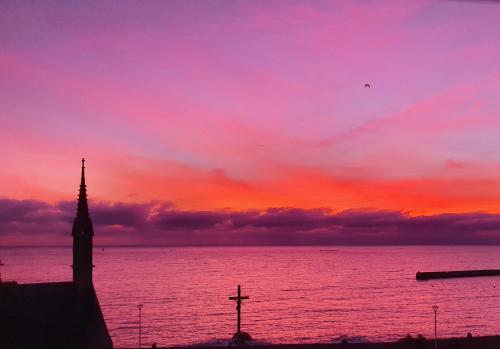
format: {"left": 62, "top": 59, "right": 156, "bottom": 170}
{"left": 0, "top": 159, "right": 113, "bottom": 349}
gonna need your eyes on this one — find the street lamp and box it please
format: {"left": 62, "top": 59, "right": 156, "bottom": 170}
{"left": 138, "top": 304, "right": 144, "bottom": 348}
{"left": 432, "top": 305, "right": 439, "bottom": 349}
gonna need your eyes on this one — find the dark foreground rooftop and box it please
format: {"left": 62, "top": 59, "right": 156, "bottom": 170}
{"left": 0, "top": 281, "right": 112, "bottom": 349}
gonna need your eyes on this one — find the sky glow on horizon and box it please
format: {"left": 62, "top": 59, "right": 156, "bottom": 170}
{"left": 2, "top": 0, "right": 500, "bottom": 225}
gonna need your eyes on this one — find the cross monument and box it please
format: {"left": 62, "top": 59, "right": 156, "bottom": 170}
{"left": 229, "top": 284, "right": 249, "bottom": 335}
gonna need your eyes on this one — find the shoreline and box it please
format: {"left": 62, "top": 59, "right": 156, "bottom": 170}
{"left": 114, "top": 335, "right": 500, "bottom": 349}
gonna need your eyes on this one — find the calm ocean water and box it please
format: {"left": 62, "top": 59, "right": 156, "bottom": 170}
{"left": 1, "top": 246, "right": 500, "bottom": 347}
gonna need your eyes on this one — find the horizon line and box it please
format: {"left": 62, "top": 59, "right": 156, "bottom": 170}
{"left": 2, "top": 243, "right": 500, "bottom": 249}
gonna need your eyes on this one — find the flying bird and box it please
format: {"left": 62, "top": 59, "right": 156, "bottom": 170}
{"left": 364, "top": 83, "right": 371, "bottom": 88}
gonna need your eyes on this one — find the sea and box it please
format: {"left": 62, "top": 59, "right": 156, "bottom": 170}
{"left": 1, "top": 246, "right": 500, "bottom": 347}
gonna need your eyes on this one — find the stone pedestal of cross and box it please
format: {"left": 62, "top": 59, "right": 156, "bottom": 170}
{"left": 229, "top": 285, "right": 252, "bottom": 344}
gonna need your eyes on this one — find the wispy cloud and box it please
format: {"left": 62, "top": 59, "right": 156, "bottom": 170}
{"left": 1, "top": 1, "right": 500, "bottom": 217}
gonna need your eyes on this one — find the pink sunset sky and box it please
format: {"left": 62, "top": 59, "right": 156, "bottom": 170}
{"left": 1, "top": 0, "right": 500, "bottom": 245}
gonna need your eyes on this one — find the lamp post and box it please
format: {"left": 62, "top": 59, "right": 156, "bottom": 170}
{"left": 138, "top": 304, "right": 144, "bottom": 348}
{"left": 432, "top": 305, "right": 439, "bottom": 349}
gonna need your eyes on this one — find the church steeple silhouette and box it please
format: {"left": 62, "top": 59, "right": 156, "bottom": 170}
{"left": 72, "top": 158, "right": 94, "bottom": 288}
{"left": 0, "top": 158, "right": 113, "bottom": 349}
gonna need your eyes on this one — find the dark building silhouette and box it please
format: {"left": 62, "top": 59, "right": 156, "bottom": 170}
{"left": 73, "top": 158, "right": 95, "bottom": 288}
{"left": 0, "top": 159, "right": 113, "bottom": 349}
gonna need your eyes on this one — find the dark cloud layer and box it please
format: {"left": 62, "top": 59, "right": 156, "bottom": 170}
{"left": 1, "top": 198, "right": 500, "bottom": 245}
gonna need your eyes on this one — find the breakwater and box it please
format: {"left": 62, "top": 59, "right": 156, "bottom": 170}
{"left": 416, "top": 269, "right": 500, "bottom": 280}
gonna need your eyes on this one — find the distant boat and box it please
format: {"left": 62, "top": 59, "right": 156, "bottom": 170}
{"left": 0, "top": 259, "right": 4, "bottom": 266}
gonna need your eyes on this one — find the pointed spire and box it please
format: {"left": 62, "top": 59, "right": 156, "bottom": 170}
{"left": 72, "top": 157, "right": 94, "bottom": 287}
{"left": 77, "top": 157, "right": 89, "bottom": 218}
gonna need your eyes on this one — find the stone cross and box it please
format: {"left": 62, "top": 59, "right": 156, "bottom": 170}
{"left": 228, "top": 285, "right": 249, "bottom": 334}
